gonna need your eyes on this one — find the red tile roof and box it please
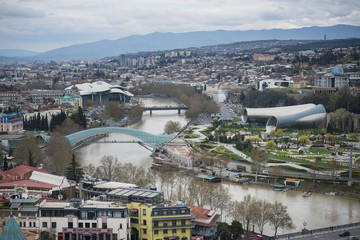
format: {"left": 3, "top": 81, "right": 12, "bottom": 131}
{"left": 189, "top": 206, "right": 220, "bottom": 227}
{"left": 5, "top": 165, "right": 48, "bottom": 179}
{"left": 0, "top": 179, "right": 56, "bottom": 189}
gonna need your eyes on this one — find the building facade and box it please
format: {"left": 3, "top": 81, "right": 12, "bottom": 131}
{"left": 0, "top": 112, "right": 23, "bottom": 133}
{"left": 127, "top": 202, "right": 194, "bottom": 240}
{"left": 39, "top": 199, "right": 130, "bottom": 240}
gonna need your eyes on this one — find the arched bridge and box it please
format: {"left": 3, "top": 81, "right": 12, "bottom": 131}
{"left": 144, "top": 105, "right": 189, "bottom": 114}
{"left": 41, "top": 127, "right": 176, "bottom": 150}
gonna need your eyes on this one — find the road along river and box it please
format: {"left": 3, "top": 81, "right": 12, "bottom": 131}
{"left": 75, "top": 97, "right": 360, "bottom": 236}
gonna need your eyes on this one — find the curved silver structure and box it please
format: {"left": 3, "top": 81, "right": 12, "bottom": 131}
{"left": 266, "top": 104, "right": 326, "bottom": 131}
{"left": 243, "top": 104, "right": 316, "bottom": 123}
{"left": 242, "top": 104, "right": 326, "bottom": 131}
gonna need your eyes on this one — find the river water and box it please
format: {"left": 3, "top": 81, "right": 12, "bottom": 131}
{"left": 75, "top": 97, "right": 360, "bottom": 235}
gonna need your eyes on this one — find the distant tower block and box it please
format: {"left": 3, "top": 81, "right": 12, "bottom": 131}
{"left": 324, "top": 34, "right": 326, "bottom": 41}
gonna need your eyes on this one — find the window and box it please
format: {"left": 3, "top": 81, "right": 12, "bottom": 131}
{"left": 143, "top": 220, "right": 147, "bottom": 225}
{"left": 172, "top": 210, "right": 177, "bottom": 215}
{"left": 180, "top": 209, "right": 186, "bottom": 214}
{"left": 143, "top": 229, "right": 147, "bottom": 234}
{"left": 143, "top": 209, "right": 146, "bottom": 216}
{"left": 172, "top": 229, "right": 176, "bottom": 234}
{"left": 92, "top": 223, "right": 97, "bottom": 228}
{"left": 68, "top": 222, "right": 73, "bottom": 228}
{"left": 163, "top": 230, "right": 168, "bottom": 234}
{"left": 79, "top": 223, "right": 83, "bottom": 228}
{"left": 153, "top": 211, "right": 158, "bottom": 216}
{"left": 163, "top": 221, "right": 167, "bottom": 227}
{"left": 41, "top": 221, "right": 46, "bottom": 228}
{"left": 51, "top": 222, "right": 56, "bottom": 228}
{"left": 172, "top": 220, "right": 176, "bottom": 226}
{"left": 154, "top": 230, "right": 158, "bottom": 235}
{"left": 154, "top": 221, "right": 158, "bottom": 227}
{"left": 181, "top": 220, "right": 186, "bottom": 226}
{"left": 163, "top": 210, "right": 167, "bottom": 215}
{"left": 85, "top": 223, "right": 90, "bottom": 228}
{"left": 102, "top": 223, "right": 107, "bottom": 229}
{"left": 119, "top": 224, "right": 122, "bottom": 229}
{"left": 182, "top": 228, "right": 186, "bottom": 233}
{"left": 19, "top": 222, "right": 22, "bottom": 227}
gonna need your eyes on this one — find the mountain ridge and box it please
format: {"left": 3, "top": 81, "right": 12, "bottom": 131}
{"left": 2, "top": 24, "right": 360, "bottom": 62}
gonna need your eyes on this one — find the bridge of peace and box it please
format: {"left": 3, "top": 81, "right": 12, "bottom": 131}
{"left": 41, "top": 127, "right": 177, "bottom": 150}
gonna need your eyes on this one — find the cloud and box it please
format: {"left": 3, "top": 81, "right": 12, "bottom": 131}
{"left": 0, "top": 3, "right": 46, "bottom": 19}
{"left": 0, "top": 0, "right": 359, "bottom": 51}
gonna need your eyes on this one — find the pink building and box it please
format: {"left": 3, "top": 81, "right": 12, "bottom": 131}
{"left": 0, "top": 112, "right": 23, "bottom": 133}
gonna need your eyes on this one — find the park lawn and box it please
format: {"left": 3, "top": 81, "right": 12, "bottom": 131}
{"left": 309, "top": 147, "right": 332, "bottom": 154}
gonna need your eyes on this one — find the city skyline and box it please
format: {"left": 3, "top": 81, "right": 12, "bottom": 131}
{"left": 1, "top": 0, "right": 360, "bottom": 52}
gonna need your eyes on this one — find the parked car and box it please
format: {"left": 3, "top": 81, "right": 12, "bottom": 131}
{"left": 339, "top": 230, "right": 350, "bottom": 237}
{"left": 348, "top": 236, "right": 358, "bottom": 240}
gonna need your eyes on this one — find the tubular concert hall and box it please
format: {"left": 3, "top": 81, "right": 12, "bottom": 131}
{"left": 242, "top": 104, "right": 326, "bottom": 132}
{"left": 65, "top": 81, "right": 134, "bottom": 104}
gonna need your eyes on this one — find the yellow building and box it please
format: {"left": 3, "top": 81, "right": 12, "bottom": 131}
{"left": 127, "top": 202, "right": 195, "bottom": 240}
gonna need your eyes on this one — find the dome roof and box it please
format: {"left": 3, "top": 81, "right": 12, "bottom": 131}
{"left": 332, "top": 65, "right": 343, "bottom": 76}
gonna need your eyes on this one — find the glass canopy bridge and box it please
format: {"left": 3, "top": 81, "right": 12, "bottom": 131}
{"left": 41, "top": 127, "right": 176, "bottom": 151}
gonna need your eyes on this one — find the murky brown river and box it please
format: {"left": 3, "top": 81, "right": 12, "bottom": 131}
{"left": 75, "top": 97, "right": 360, "bottom": 235}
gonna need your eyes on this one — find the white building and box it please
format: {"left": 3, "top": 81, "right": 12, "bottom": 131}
{"left": 39, "top": 199, "right": 130, "bottom": 240}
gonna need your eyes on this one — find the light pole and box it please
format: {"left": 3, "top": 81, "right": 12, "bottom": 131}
{"left": 348, "top": 146, "right": 353, "bottom": 186}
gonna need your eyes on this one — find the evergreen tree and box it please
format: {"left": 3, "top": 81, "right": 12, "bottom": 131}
{"left": 65, "top": 154, "right": 84, "bottom": 182}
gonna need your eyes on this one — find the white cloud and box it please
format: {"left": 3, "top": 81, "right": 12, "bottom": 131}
{"left": 0, "top": 0, "right": 359, "bottom": 51}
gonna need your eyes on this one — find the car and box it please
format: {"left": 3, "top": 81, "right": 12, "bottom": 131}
{"left": 348, "top": 236, "right": 359, "bottom": 240}
{"left": 339, "top": 230, "right": 350, "bottom": 237}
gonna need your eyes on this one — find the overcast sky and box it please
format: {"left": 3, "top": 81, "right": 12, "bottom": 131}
{"left": 1, "top": 0, "right": 359, "bottom": 52}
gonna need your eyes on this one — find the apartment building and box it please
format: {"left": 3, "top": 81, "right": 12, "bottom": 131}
{"left": 127, "top": 201, "right": 194, "bottom": 240}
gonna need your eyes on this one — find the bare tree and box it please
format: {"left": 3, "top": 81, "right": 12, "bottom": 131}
{"left": 164, "top": 120, "right": 182, "bottom": 134}
{"left": 328, "top": 159, "right": 342, "bottom": 184}
{"left": 269, "top": 201, "right": 294, "bottom": 238}
{"left": 230, "top": 194, "right": 256, "bottom": 232}
{"left": 250, "top": 148, "right": 268, "bottom": 181}
{"left": 13, "top": 134, "right": 45, "bottom": 167}
{"left": 253, "top": 200, "right": 272, "bottom": 234}
{"left": 99, "top": 155, "right": 119, "bottom": 181}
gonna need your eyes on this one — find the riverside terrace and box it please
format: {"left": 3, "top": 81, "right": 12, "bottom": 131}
{"left": 79, "top": 181, "right": 164, "bottom": 205}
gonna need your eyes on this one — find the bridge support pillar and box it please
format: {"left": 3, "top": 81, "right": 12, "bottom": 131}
{"left": 178, "top": 109, "right": 181, "bottom": 114}
{"left": 150, "top": 110, "right": 152, "bottom": 115}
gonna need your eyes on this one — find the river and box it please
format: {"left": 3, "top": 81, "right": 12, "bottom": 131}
{"left": 75, "top": 97, "right": 360, "bottom": 236}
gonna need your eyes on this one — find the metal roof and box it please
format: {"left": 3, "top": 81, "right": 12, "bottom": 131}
{"left": 0, "top": 218, "right": 26, "bottom": 240}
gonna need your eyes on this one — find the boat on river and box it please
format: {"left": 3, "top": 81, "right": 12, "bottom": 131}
{"left": 325, "top": 191, "right": 337, "bottom": 196}
{"left": 302, "top": 190, "right": 312, "bottom": 197}
{"left": 273, "top": 184, "right": 289, "bottom": 192}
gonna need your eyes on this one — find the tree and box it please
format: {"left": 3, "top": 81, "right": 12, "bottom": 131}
{"left": 99, "top": 155, "right": 118, "bottom": 181}
{"left": 330, "top": 108, "right": 351, "bottom": 132}
{"left": 275, "top": 128, "right": 284, "bottom": 137}
{"left": 54, "top": 118, "right": 81, "bottom": 135}
{"left": 230, "top": 221, "right": 244, "bottom": 239}
{"left": 45, "top": 134, "right": 72, "bottom": 175}
{"left": 163, "top": 120, "right": 182, "bottom": 134}
{"left": 13, "top": 134, "right": 45, "bottom": 167}
{"left": 299, "top": 135, "right": 310, "bottom": 145}
{"left": 328, "top": 159, "right": 341, "bottom": 184}
{"left": 65, "top": 154, "right": 84, "bottom": 182}
{"left": 230, "top": 194, "right": 255, "bottom": 232}
{"left": 217, "top": 222, "right": 232, "bottom": 240}
{"left": 269, "top": 201, "right": 294, "bottom": 238}
{"left": 253, "top": 200, "right": 272, "bottom": 234}
{"left": 250, "top": 148, "right": 268, "bottom": 181}
{"left": 265, "top": 140, "right": 276, "bottom": 149}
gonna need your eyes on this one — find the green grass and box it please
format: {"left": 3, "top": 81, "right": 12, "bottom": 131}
{"left": 309, "top": 147, "right": 331, "bottom": 155}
